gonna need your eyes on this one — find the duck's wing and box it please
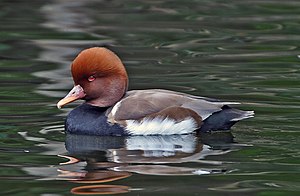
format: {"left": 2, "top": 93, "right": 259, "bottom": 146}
{"left": 107, "top": 89, "right": 239, "bottom": 122}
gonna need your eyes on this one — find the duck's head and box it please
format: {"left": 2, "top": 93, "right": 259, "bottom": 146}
{"left": 57, "top": 47, "right": 128, "bottom": 108}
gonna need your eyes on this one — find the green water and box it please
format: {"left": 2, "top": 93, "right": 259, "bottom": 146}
{"left": 0, "top": 0, "right": 299, "bottom": 195}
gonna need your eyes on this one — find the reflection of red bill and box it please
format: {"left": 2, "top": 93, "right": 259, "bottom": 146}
{"left": 56, "top": 168, "right": 131, "bottom": 184}
{"left": 71, "top": 185, "right": 130, "bottom": 195}
{"left": 58, "top": 154, "right": 80, "bottom": 165}
{"left": 70, "top": 171, "right": 131, "bottom": 184}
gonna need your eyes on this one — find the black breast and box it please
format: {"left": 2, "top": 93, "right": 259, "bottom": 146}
{"left": 65, "top": 104, "right": 128, "bottom": 136}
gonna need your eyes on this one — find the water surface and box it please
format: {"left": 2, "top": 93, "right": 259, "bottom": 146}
{"left": 0, "top": 0, "right": 299, "bottom": 195}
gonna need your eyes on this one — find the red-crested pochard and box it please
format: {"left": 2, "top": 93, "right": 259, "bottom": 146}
{"left": 57, "top": 47, "right": 254, "bottom": 136}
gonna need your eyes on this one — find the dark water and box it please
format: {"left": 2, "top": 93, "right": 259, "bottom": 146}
{"left": 1, "top": 0, "right": 300, "bottom": 195}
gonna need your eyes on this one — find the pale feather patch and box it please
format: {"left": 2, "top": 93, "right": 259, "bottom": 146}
{"left": 125, "top": 117, "right": 198, "bottom": 135}
{"left": 182, "top": 100, "right": 240, "bottom": 120}
{"left": 212, "top": 101, "right": 240, "bottom": 105}
{"left": 107, "top": 100, "right": 123, "bottom": 124}
{"left": 111, "top": 100, "right": 122, "bottom": 116}
{"left": 231, "top": 110, "right": 255, "bottom": 121}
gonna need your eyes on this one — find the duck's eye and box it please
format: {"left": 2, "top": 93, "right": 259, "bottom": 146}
{"left": 88, "top": 75, "right": 95, "bottom": 82}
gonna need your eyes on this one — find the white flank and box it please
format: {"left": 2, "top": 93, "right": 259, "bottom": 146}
{"left": 231, "top": 110, "right": 255, "bottom": 121}
{"left": 125, "top": 117, "right": 198, "bottom": 135}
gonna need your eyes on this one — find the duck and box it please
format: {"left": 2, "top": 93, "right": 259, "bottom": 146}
{"left": 57, "top": 47, "right": 254, "bottom": 136}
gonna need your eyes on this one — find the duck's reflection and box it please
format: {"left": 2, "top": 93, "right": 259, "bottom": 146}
{"left": 21, "top": 132, "right": 234, "bottom": 194}
{"left": 64, "top": 132, "right": 234, "bottom": 177}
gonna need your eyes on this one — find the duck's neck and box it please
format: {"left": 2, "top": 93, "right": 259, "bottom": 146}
{"left": 86, "top": 75, "right": 128, "bottom": 107}
{"left": 86, "top": 92, "right": 124, "bottom": 107}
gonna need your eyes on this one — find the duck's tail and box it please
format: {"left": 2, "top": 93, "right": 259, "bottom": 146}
{"left": 199, "top": 105, "right": 254, "bottom": 132}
